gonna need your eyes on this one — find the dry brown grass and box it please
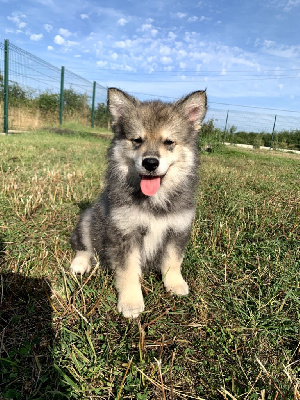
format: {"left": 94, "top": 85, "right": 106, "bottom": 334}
{"left": 0, "top": 130, "right": 299, "bottom": 399}
{"left": 0, "top": 103, "right": 95, "bottom": 131}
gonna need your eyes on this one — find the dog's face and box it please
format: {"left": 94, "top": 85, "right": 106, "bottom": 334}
{"left": 108, "top": 88, "right": 207, "bottom": 197}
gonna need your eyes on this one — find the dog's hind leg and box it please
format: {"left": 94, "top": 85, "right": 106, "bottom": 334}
{"left": 70, "top": 209, "right": 93, "bottom": 275}
{"left": 70, "top": 251, "right": 92, "bottom": 274}
{"left": 161, "top": 242, "right": 189, "bottom": 296}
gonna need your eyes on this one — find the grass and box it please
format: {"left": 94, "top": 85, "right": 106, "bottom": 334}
{"left": 0, "top": 130, "right": 299, "bottom": 399}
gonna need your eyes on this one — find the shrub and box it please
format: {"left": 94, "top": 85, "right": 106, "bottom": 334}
{"left": 94, "top": 102, "right": 109, "bottom": 128}
{"left": 199, "top": 119, "right": 224, "bottom": 152}
{"left": 37, "top": 91, "right": 59, "bottom": 114}
{"left": 63, "top": 88, "right": 88, "bottom": 115}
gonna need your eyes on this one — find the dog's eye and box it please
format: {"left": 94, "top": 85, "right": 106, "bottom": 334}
{"left": 164, "top": 139, "right": 174, "bottom": 146}
{"left": 132, "top": 137, "right": 143, "bottom": 144}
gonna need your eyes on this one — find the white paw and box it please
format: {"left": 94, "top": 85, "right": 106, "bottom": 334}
{"left": 70, "top": 253, "right": 91, "bottom": 275}
{"left": 117, "top": 290, "right": 145, "bottom": 318}
{"left": 164, "top": 275, "right": 189, "bottom": 296}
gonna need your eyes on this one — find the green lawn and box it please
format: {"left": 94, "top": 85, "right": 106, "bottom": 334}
{"left": 0, "top": 130, "right": 299, "bottom": 399}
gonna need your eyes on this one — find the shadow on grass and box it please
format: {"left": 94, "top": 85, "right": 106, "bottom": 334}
{"left": 0, "top": 241, "right": 68, "bottom": 399}
{"left": 0, "top": 237, "right": 5, "bottom": 267}
{"left": 75, "top": 200, "right": 93, "bottom": 212}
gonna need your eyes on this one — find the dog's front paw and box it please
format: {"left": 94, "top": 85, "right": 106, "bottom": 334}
{"left": 117, "top": 291, "right": 145, "bottom": 318}
{"left": 70, "top": 252, "right": 91, "bottom": 275}
{"left": 164, "top": 274, "right": 189, "bottom": 296}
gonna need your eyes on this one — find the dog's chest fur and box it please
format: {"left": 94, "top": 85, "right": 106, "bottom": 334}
{"left": 111, "top": 205, "right": 194, "bottom": 261}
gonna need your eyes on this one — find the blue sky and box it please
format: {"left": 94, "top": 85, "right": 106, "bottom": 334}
{"left": 1, "top": 0, "right": 300, "bottom": 113}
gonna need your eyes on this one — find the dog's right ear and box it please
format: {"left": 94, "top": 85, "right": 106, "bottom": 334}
{"left": 108, "top": 88, "right": 139, "bottom": 124}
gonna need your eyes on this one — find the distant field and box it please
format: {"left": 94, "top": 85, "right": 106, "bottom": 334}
{"left": 0, "top": 130, "right": 299, "bottom": 399}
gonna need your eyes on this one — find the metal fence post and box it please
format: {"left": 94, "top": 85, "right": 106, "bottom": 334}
{"left": 223, "top": 110, "right": 229, "bottom": 142}
{"left": 270, "top": 114, "right": 277, "bottom": 149}
{"left": 224, "top": 110, "right": 229, "bottom": 132}
{"left": 59, "top": 66, "right": 65, "bottom": 125}
{"left": 3, "top": 39, "right": 9, "bottom": 134}
{"left": 91, "top": 81, "right": 96, "bottom": 128}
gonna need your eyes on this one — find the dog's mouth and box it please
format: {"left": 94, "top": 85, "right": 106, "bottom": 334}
{"left": 140, "top": 175, "right": 162, "bottom": 196}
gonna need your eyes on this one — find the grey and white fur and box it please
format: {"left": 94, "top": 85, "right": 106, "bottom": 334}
{"left": 70, "top": 88, "right": 207, "bottom": 318}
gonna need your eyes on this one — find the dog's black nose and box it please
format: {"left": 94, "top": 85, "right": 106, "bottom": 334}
{"left": 142, "top": 157, "right": 159, "bottom": 172}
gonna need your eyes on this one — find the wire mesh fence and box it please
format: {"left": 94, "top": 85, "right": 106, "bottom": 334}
{"left": 202, "top": 108, "right": 300, "bottom": 150}
{"left": 1, "top": 39, "right": 300, "bottom": 150}
{"left": 206, "top": 108, "right": 300, "bottom": 134}
{"left": 0, "top": 40, "right": 107, "bottom": 132}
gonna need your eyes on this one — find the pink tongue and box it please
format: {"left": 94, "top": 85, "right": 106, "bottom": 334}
{"left": 140, "top": 176, "right": 161, "bottom": 196}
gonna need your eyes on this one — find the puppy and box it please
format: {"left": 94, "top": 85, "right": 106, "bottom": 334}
{"left": 70, "top": 88, "right": 207, "bottom": 318}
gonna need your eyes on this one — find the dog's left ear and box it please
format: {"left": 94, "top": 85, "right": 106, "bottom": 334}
{"left": 176, "top": 90, "right": 207, "bottom": 128}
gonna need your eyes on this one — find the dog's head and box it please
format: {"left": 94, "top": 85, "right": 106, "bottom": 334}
{"left": 108, "top": 88, "right": 207, "bottom": 197}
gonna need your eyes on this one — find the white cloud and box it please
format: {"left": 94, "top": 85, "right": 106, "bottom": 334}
{"left": 117, "top": 18, "right": 128, "bottom": 26}
{"left": 54, "top": 34, "right": 65, "bottom": 45}
{"left": 177, "top": 49, "right": 187, "bottom": 58}
{"left": 111, "top": 63, "right": 136, "bottom": 72}
{"left": 175, "top": 12, "right": 187, "bottom": 19}
{"left": 58, "top": 28, "right": 72, "bottom": 37}
{"left": 264, "top": 39, "right": 276, "bottom": 48}
{"left": 52, "top": 36, "right": 78, "bottom": 49}
{"left": 66, "top": 40, "right": 79, "bottom": 47}
{"left": 97, "top": 60, "right": 107, "bottom": 67}
{"left": 184, "top": 31, "right": 197, "bottom": 43}
{"left": 114, "top": 39, "right": 134, "bottom": 48}
{"left": 161, "top": 56, "right": 172, "bottom": 64}
{"left": 160, "top": 46, "right": 171, "bottom": 55}
{"left": 139, "top": 23, "right": 158, "bottom": 36}
{"left": 111, "top": 52, "right": 118, "bottom": 60}
{"left": 168, "top": 32, "right": 177, "bottom": 40}
{"left": 271, "top": 0, "right": 300, "bottom": 12}
{"left": 95, "top": 40, "right": 102, "bottom": 47}
{"left": 199, "top": 16, "right": 210, "bottom": 22}
{"left": 44, "top": 24, "right": 53, "bottom": 32}
{"left": 7, "top": 14, "right": 27, "bottom": 29}
{"left": 283, "top": 0, "right": 300, "bottom": 11}
{"left": 274, "top": 66, "right": 282, "bottom": 75}
{"left": 80, "top": 14, "right": 89, "bottom": 19}
{"left": 141, "top": 23, "right": 152, "bottom": 31}
{"left": 18, "top": 22, "right": 27, "bottom": 29}
{"left": 188, "top": 16, "right": 198, "bottom": 22}
{"left": 261, "top": 40, "right": 300, "bottom": 58}
{"left": 47, "top": 45, "right": 54, "bottom": 51}
{"left": 30, "top": 33, "right": 43, "bottom": 41}
{"left": 7, "top": 15, "right": 19, "bottom": 24}
{"left": 189, "top": 51, "right": 210, "bottom": 62}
